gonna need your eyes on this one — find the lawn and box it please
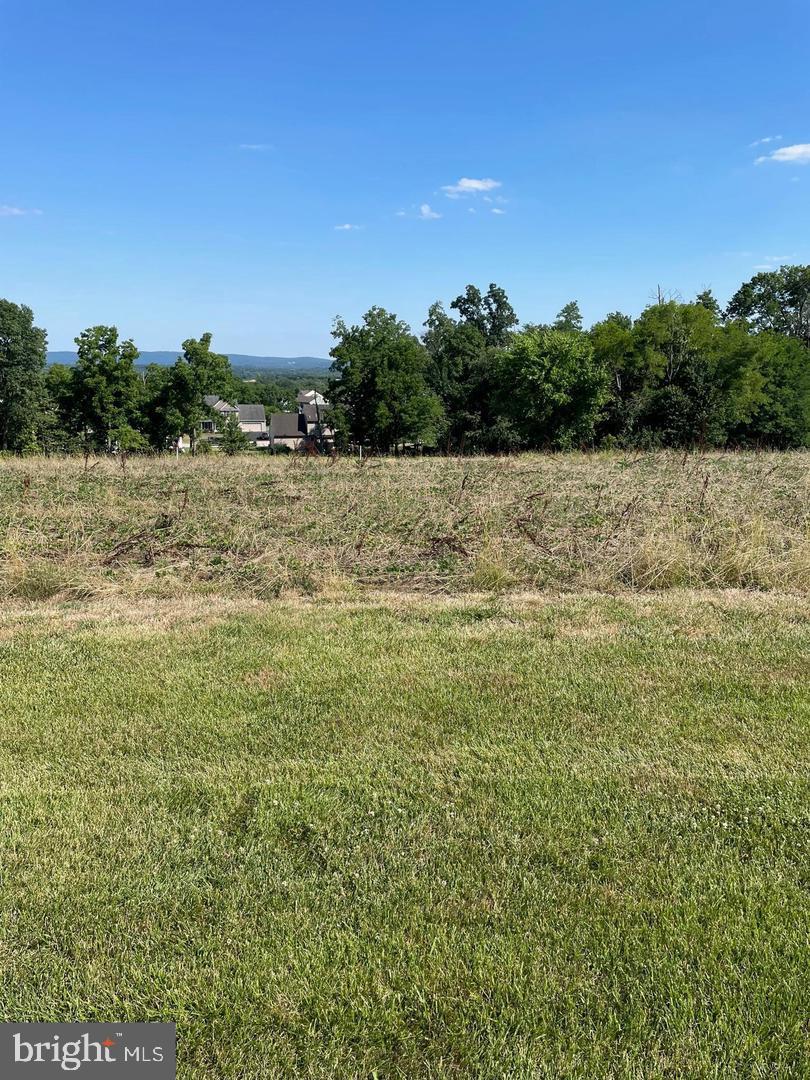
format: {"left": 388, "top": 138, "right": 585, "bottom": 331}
{"left": 0, "top": 588, "right": 808, "bottom": 1078}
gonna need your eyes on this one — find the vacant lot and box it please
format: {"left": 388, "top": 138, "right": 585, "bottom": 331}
{"left": 0, "top": 454, "right": 808, "bottom": 1077}
{"left": 0, "top": 451, "right": 808, "bottom": 599}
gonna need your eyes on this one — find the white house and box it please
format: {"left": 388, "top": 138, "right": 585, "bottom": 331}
{"left": 296, "top": 389, "right": 327, "bottom": 407}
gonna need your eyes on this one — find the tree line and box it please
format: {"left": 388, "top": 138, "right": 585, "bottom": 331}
{"left": 329, "top": 267, "right": 810, "bottom": 453}
{"left": 1, "top": 264, "right": 808, "bottom": 454}
{"left": 0, "top": 319, "right": 270, "bottom": 455}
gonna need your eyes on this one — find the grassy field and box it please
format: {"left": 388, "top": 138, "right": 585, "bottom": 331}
{"left": 0, "top": 451, "right": 807, "bottom": 599}
{"left": 0, "top": 453, "right": 808, "bottom": 1077}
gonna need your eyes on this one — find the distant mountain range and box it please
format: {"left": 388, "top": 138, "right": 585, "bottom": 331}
{"left": 47, "top": 351, "right": 331, "bottom": 372}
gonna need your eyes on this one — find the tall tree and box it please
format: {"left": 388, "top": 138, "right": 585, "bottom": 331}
{"left": 422, "top": 282, "right": 519, "bottom": 451}
{"left": 695, "top": 288, "right": 722, "bottom": 322}
{"left": 422, "top": 301, "right": 492, "bottom": 451}
{"left": 726, "top": 265, "right": 810, "bottom": 346}
{"left": 41, "top": 362, "right": 82, "bottom": 452}
{"left": 627, "top": 301, "right": 726, "bottom": 446}
{"left": 0, "top": 299, "right": 47, "bottom": 452}
{"left": 499, "top": 328, "right": 609, "bottom": 449}
{"left": 140, "top": 364, "right": 183, "bottom": 450}
{"left": 590, "top": 311, "right": 647, "bottom": 441}
{"left": 329, "top": 307, "right": 443, "bottom": 452}
{"left": 179, "top": 333, "right": 237, "bottom": 451}
{"left": 180, "top": 332, "right": 236, "bottom": 399}
{"left": 553, "top": 300, "right": 583, "bottom": 333}
{"left": 142, "top": 333, "right": 236, "bottom": 451}
{"left": 450, "top": 283, "right": 518, "bottom": 347}
{"left": 724, "top": 329, "right": 810, "bottom": 448}
{"left": 71, "top": 326, "right": 142, "bottom": 451}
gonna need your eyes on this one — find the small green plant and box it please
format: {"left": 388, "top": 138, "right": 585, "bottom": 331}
{"left": 219, "top": 414, "right": 250, "bottom": 455}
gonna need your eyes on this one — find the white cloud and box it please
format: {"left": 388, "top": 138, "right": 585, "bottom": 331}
{"left": 752, "top": 254, "right": 795, "bottom": 270}
{"left": 749, "top": 134, "right": 783, "bottom": 148}
{"left": 441, "top": 177, "right": 502, "bottom": 198}
{"left": 755, "top": 143, "right": 810, "bottom": 165}
{"left": 0, "top": 205, "right": 42, "bottom": 216}
{"left": 491, "top": 207, "right": 506, "bottom": 215}
{"left": 334, "top": 223, "right": 362, "bottom": 230}
{"left": 239, "top": 143, "right": 271, "bottom": 151}
{"left": 394, "top": 210, "right": 406, "bottom": 217}
{"left": 419, "top": 203, "right": 441, "bottom": 219}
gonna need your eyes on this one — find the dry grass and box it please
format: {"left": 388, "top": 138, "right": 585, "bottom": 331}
{"left": 0, "top": 450, "right": 808, "bottom": 601}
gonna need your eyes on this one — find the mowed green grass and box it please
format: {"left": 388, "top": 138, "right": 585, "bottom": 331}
{"left": 0, "top": 592, "right": 808, "bottom": 1078}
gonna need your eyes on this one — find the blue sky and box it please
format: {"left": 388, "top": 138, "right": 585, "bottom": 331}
{"left": 1, "top": 0, "right": 808, "bottom": 356}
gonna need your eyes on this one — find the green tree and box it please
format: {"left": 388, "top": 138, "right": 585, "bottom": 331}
{"left": 43, "top": 362, "right": 75, "bottom": 424}
{"left": 178, "top": 333, "right": 237, "bottom": 452}
{"left": 630, "top": 301, "right": 721, "bottom": 445}
{"left": 422, "top": 283, "right": 519, "bottom": 451}
{"left": 422, "top": 301, "right": 492, "bottom": 450}
{"left": 629, "top": 301, "right": 764, "bottom": 447}
{"left": 499, "top": 328, "right": 609, "bottom": 449}
{"left": 329, "top": 307, "right": 443, "bottom": 452}
{"left": 142, "top": 333, "right": 236, "bottom": 451}
{"left": 726, "top": 265, "right": 810, "bottom": 346}
{"left": 40, "top": 363, "right": 82, "bottom": 452}
{"left": 705, "top": 322, "right": 765, "bottom": 438}
{"left": 0, "top": 299, "right": 47, "bottom": 452}
{"left": 724, "top": 330, "right": 810, "bottom": 447}
{"left": 140, "top": 364, "right": 179, "bottom": 450}
{"left": 70, "top": 326, "right": 142, "bottom": 451}
{"left": 590, "top": 311, "right": 650, "bottom": 442}
{"left": 553, "top": 300, "right": 583, "bottom": 333}
{"left": 695, "top": 288, "right": 722, "bottom": 322}
{"left": 449, "top": 283, "right": 518, "bottom": 347}
{"left": 592, "top": 299, "right": 808, "bottom": 449}
{"left": 180, "top": 332, "right": 236, "bottom": 399}
{"left": 219, "top": 412, "right": 250, "bottom": 454}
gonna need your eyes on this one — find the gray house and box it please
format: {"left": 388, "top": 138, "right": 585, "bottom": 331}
{"left": 199, "top": 396, "right": 268, "bottom": 446}
{"left": 194, "top": 391, "right": 333, "bottom": 451}
{"left": 269, "top": 412, "right": 307, "bottom": 450}
{"left": 234, "top": 403, "right": 267, "bottom": 435}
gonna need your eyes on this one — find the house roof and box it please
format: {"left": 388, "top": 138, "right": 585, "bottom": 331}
{"left": 296, "top": 389, "right": 326, "bottom": 405}
{"left": 236, "top": 403, "right": 266, "bottom": 424}
{"left": 203, "top": 395, "right": 237, "bottom": 412}
{"left": 270, "top": 412, "right": 306, "bottom": 439}
{"left": 300, "top": 403, "right": 321, "bottom": 423}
